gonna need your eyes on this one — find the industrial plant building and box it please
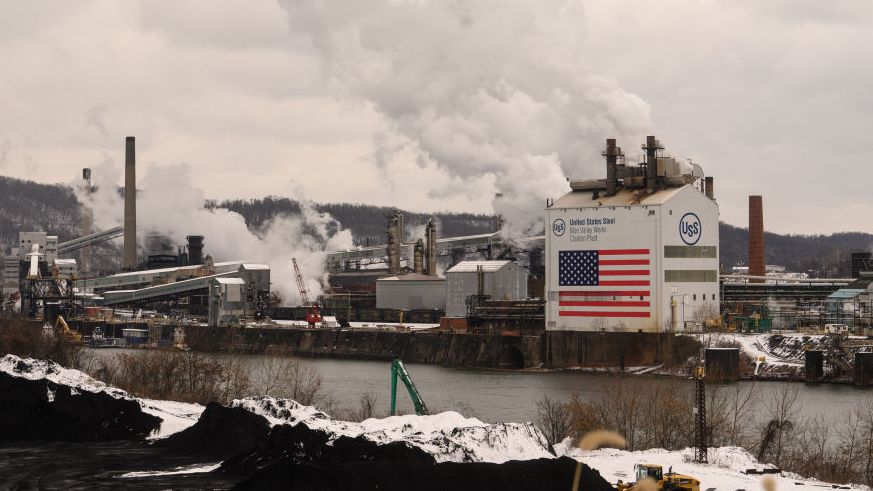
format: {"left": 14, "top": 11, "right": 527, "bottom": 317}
{"left": 545, "top": 137, "right": 720, "bottom": 332}
{"left": 376, "top": 273, "right": 446, "bottom": 311}
{"left": 445, "top": 260, "right": 529, "bottom": 318}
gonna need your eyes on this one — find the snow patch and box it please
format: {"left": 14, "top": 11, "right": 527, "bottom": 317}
{"left": 138, "top": 398, "right": 204, "bottom": 440}
{"left": 557, "top": 442, "right": 860, "bottom": 490}
{"left": 117, "top": 463, "right": 220, "bottom": 478}
{"left": 1, "top": 354, "right": 201, "bottom": 440}
{"left": 232, "top": 396, "right": 552, "bottom": 463}
{"left": 1, "top": 354, "right": 130, "bottom": 399}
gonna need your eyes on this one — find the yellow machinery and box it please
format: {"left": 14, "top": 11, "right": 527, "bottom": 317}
{"left": 616, "top": 464, "right": 700, "bottom": 491}
{"left": 55, "top": 315, "right": 82, "bottom": 344}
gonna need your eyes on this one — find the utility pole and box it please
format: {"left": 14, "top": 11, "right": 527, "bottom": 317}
{"left": 693, "top": 364, "right": 708, "bottom": 463}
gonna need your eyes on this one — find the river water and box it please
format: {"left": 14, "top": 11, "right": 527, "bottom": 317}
{"left": 86, "top": 348, "right": 873, "bottom": 424}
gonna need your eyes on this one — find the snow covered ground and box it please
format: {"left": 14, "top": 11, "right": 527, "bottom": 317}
{"left": 692, "top": 333, "right": 837, "bottom": 367}
{"left": 557, "top": 443, "right": 862, "bottom": 490}
{"left": 233, "top": 396, "right": 552, "bottom": 463}
{"left": 1, "top": 354, "right": 203, "bottom": 440}
{"left": 3, "top": 353, "right": 868, "bottom": 488}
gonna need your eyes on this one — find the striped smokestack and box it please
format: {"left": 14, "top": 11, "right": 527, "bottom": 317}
{"left": 748, "top": 195, "right": 764, "bottom": 282}
{"left": 123, "top": 137, "right": 137, "bottom": 269}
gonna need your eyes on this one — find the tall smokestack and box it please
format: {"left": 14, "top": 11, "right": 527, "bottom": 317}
{"left": 81, "top": 167, "right": 92, "bottom": 275}
{"left": 748, "top": 195, "right": 765, "bottom": 282}
{"left": 387, "top": 212, "right": 401, "bottom": 274}
{"left": 123, "top": 137, "right": 137, "bottom": 269}
{"left": 603, "top": 138, "right": 620, "bottom": 196}
{"left": 643, "top": 135, "right": 662, "bottom": 192}
{"left": 425, "top": 218, "right": 437, "bottom": 276}
{"left": 413, "top": 239, "right": 424, "bottom": 274}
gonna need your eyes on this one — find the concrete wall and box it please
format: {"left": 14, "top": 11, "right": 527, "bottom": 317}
{"left": 185, "top": 327, "right": 700, "bottom": 371}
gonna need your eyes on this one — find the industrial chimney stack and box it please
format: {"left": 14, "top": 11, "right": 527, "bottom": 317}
{"left": 413, "top": 239, "right": 424, "bottom": 274}
{"left": 425, "top": 218, "right": 437, "bottom": 276}
{"left": 748, "top": 195, "right": 765, "bottom": 282}
{"left": 603, "top": 138, "right": 622, "bottom": 196}
{"left": 123, "top": 137, "right": 137, "bottom": 269}
{"left": 643, "top": 135, "right": 663, "bottom": 193}
{"left": 386, "top": 211, "right": 402, "bottom": 274}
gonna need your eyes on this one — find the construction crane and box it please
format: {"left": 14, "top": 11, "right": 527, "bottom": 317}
{"left": 390, "top": 359, "right": 429, "bottom": 416}
{"left": 292, "top": 258, "right": 322, "bottom": 328}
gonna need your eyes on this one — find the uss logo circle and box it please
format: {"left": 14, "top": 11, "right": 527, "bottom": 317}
{"left": 552, "top": 219, "right": 566, "bottom": 237}
{"left": 679, "top": 213, "right": 702, "bottom": 245}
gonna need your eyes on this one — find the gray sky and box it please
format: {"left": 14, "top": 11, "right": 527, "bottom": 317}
{"left": 1, "top": 1, "right": 871, "bottom": 235}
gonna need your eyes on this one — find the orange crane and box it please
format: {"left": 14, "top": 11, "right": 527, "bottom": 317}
{"left": 292, "top": 258, "right": 322, "bottom": 328}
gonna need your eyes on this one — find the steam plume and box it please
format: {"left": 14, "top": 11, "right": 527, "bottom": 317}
{"left": 278, "top": 0, "right": 653, "bottom": 239}
{"left": 73, "top": 163, "right": 352, "bottom": 305}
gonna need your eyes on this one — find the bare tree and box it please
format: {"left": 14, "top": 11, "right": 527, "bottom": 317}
{"left": 349, "top": 391, "right": 380, "bottom": 422}
{"left": 756, "top": 383, "right": 801, "bottom": 467}
{"left": 536, "top": 394, "right": 571, "bottom": 446}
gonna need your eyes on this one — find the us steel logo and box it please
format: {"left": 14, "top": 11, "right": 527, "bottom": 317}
{"left": 679, "top": 212, "right": 702, "bottom": 245}
{"left": 552, "top": 219, "right": 566, "bottom": 236}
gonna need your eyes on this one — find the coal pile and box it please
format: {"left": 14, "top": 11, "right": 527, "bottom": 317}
{"left": 0, "top": 360, "right": 160, "bottom": 442}
{"left": 156, "top": 402, "right": 271, "bottom": 460}
{"left": 222, "top": 422, "right": 434, "bottom": 475}
{"left": 0, "top": 356, "right": 615, "bottom": 490}
{"left": 236, "top": 457, "right": 613, "bottom": 491}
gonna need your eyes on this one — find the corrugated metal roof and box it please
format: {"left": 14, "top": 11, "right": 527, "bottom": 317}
{"left": 550, "top": 185, "right": 689, "bottom": 209}
{"left": 446, "top": 260, "right": 514, "bottom": 273}
{"left": 378, "top": 273, "right": 445, "bottom": 282}
{"left": 215, "top": 277, "right": 245, "bottom": 285}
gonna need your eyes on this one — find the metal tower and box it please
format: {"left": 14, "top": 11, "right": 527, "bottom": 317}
{"left": 694, "top": 364, "right": 708, "bottom": 463}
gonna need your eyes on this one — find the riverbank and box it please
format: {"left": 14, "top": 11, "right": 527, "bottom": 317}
{"left": 183, "top": 325, "right": 701, "bottom": 372}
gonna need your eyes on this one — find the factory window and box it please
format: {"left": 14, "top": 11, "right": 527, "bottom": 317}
{"left": 693, "top": 294, "right": 697, "bottom": 301}
{"left": 664, "top": 270, "right": 718, "bottom": 282}
{"left": 664, "top": 245, "right": 718, "bottom": 258}
{"left": 669, "top": 210, "right": 673, "bottom": 215}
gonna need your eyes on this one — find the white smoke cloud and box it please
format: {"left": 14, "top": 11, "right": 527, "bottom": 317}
{"left": 277, "top": 0, "right": 653, "bottom": 239}
{"left": 73, "top": 162, "right": 353, "bottom": 305}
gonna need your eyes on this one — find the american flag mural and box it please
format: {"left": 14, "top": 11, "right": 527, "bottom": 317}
{"left": 557, "top": 249, "right": 651, "bottom": 318}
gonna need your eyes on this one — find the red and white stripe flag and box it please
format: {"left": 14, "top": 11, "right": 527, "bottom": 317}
{"left": 557, "top": 248, "right": 651, "bottom": 318}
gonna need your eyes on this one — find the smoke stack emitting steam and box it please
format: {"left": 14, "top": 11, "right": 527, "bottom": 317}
{"left": 73, "top": 154, "right": 353, "bottom": 305}
{"left": 123, "top": 136, "right": 136, "bottom": 269}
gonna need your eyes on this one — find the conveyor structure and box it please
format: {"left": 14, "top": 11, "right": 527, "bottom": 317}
{"left": 57, "top": 226, "right": 124, "bottom": 255}
{"left": 100, "top": 271, "right": 238, "bottom": 306}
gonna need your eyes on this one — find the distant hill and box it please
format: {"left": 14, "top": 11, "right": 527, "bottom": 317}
{"left": 211, "top": 198, "right": 499, "bottom": 247}
{"left": 718, "top": 222, "right": 873, "bottom": 277}
{"left": 1, "top": 175, "right": 870, "bottom": 276}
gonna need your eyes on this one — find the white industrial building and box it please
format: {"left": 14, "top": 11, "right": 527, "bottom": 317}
{"left": 18, "top": 232, "right": 58, "bottom": 264}
{"left": 445, "top": 260, "right": 529, "bottom": 317}
{"left": 53, "top": 258, "right": 78, "bottom": 279}
{"left": 545, "top": 137, "right": 719, "bottom": 332}
{"left": 376, "top": 273, "right": 446, "bottom": 310}
{"left": 2, "top": 249, "right": 20, "bottom": 297}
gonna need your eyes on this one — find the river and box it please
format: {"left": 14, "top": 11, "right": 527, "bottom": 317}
{"left": 86, "top": 348, "right": 873, "bottom": 424}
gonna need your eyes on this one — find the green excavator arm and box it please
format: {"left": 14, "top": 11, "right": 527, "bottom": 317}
{"left": 390, "top": 359, "right": 429, "bottom": 416}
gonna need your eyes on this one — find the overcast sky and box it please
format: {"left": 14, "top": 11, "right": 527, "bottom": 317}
{"left": 1, "top": 1, "right": 871, "bottom": 235}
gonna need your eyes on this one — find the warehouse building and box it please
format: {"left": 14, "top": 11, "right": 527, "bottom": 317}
{"left": 445, "top": 260, "right": 528, "bottom": 317}
{"left": 545, "top": 137, "right": 719, "bottom": 332}
{"left": 376, "top": 273, "right": 446, "bottom": 310}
